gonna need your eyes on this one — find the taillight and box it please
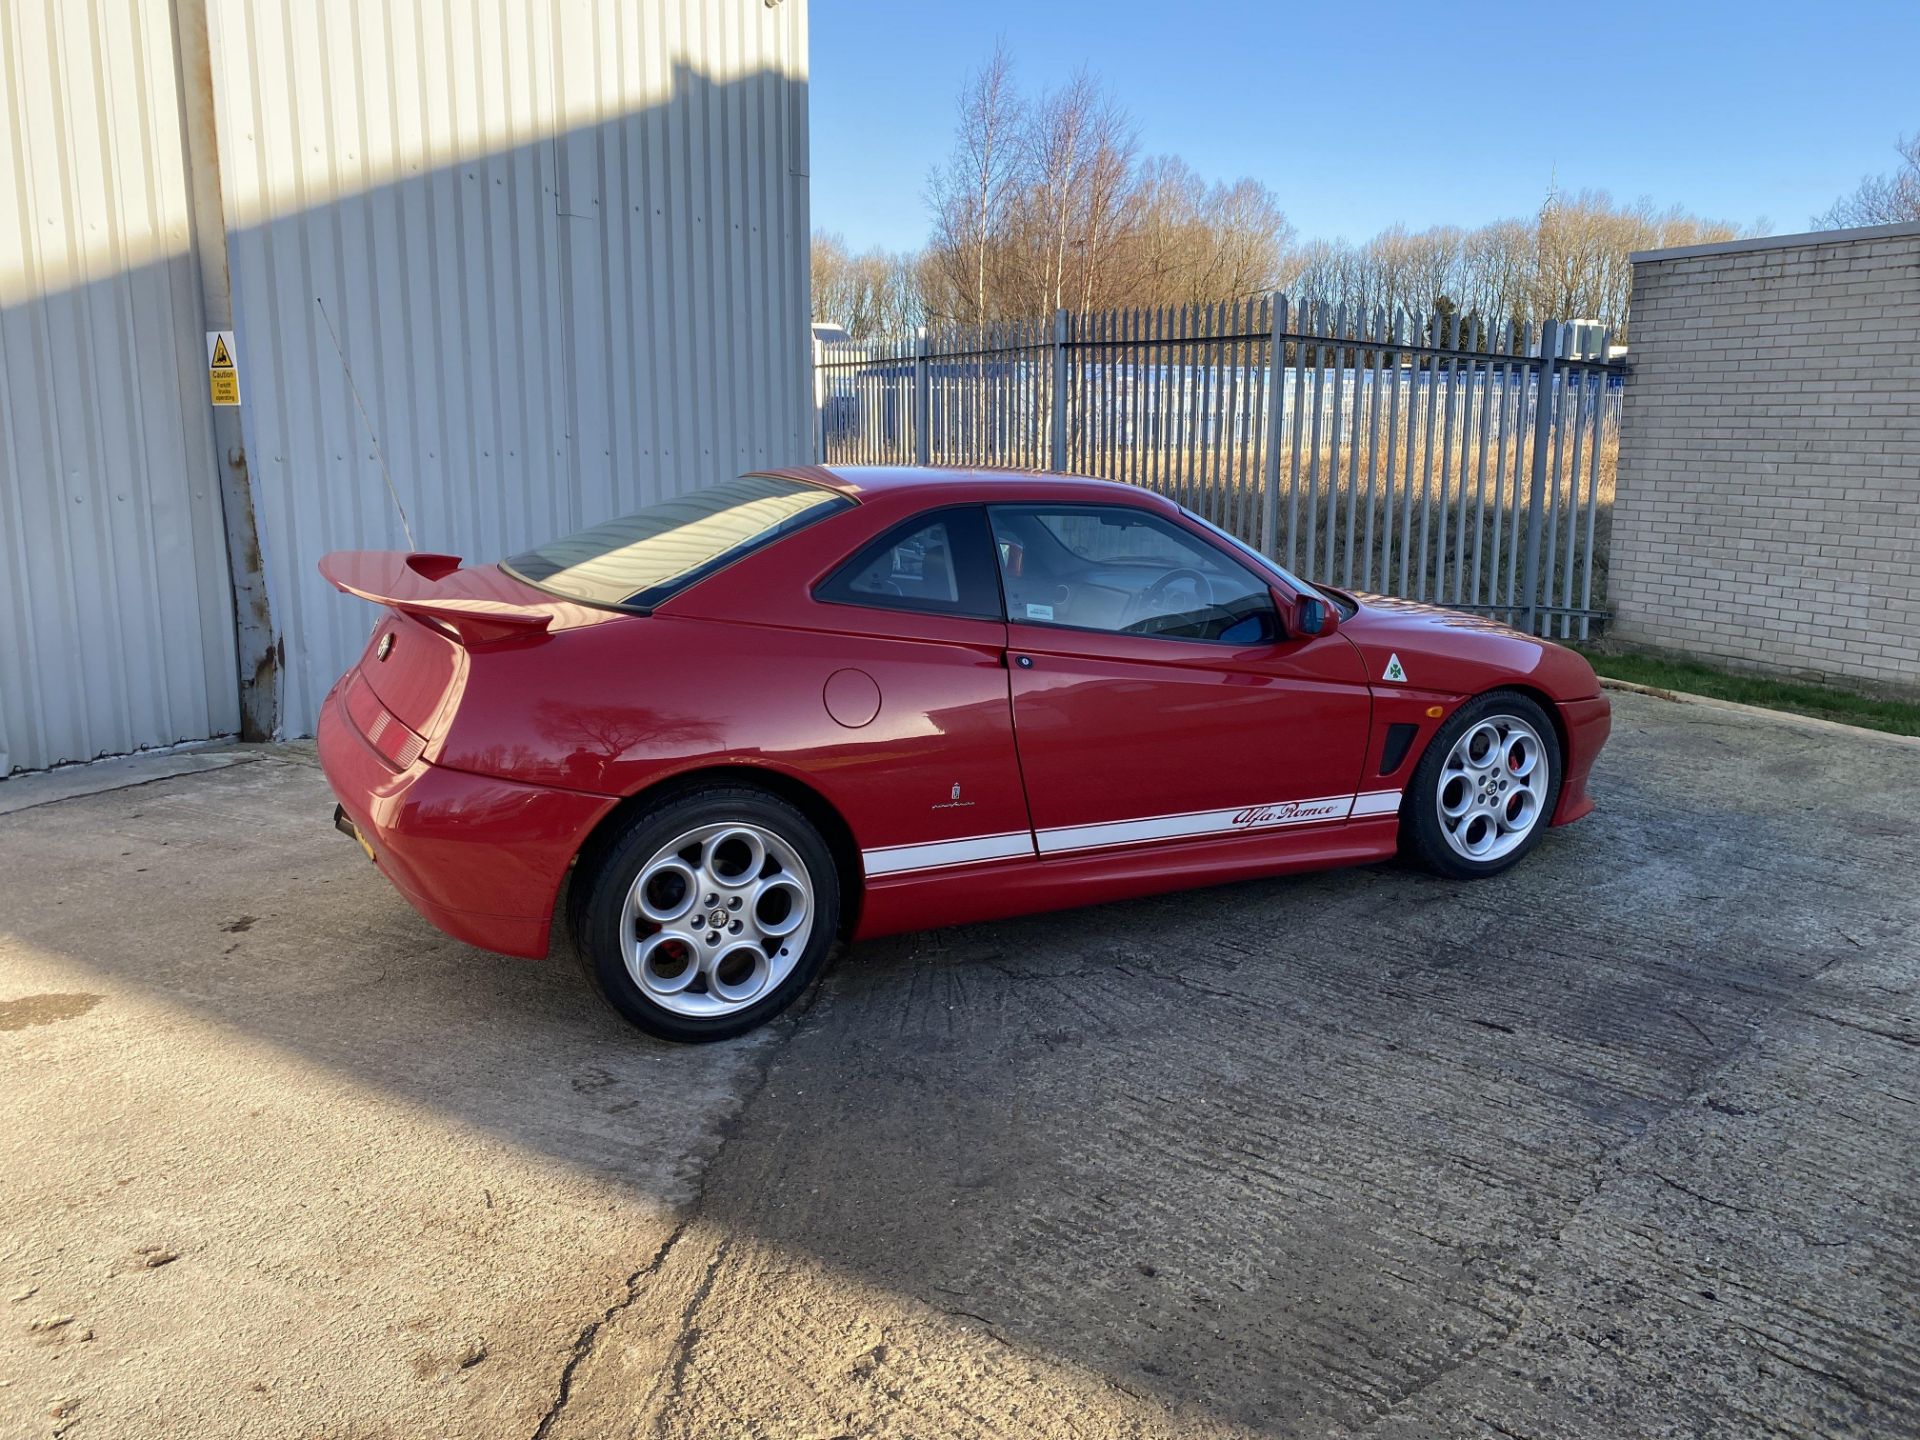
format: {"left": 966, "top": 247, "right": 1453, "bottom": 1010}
{"left": 344, "top": 672, "right": 427, "bottom": 770}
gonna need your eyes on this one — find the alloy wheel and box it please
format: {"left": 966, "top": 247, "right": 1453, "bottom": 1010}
{"left": 623, "top": 822, "right": 815, "bottom": 1018}
{"left": 1435, "top": 714, "right": 1551, "bottom": 863}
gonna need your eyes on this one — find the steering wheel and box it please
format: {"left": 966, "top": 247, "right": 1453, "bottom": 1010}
{"left": 1142, "top": 566, "right": 1213, "bottom": 610}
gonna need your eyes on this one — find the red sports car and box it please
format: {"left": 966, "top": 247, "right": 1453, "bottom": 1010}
{"left": 319, "top": 466, "right": 1610, "bottom": 1042}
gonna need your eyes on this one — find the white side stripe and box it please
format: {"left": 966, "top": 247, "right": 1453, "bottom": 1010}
{"left": 1035, "top": 793, "right": 1358, "bottom": 855}
{"left": 862, "top": 789, "right": 1405, "bottom": 878}
{"left": 1349, "top": 789, "right": 1404, "bottom": 818}
{"left": 861, "top": 831, "right": 1034, "bottom": 878}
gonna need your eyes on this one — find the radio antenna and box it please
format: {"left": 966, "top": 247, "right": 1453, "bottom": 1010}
{"left": 316, "top": 295, "right": 416, "bottom": 550}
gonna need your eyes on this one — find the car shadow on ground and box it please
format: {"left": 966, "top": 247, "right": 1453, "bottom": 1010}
{"left": 5, "top": 696, "right": 1920, "bottom": 1436}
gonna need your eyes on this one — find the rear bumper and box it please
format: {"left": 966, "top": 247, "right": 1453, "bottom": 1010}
{"left": 317, "top": 673, "right": 615, "bottom": 958}
{"left": 1551, "top": 694, "right": 1612, "bottom": 826}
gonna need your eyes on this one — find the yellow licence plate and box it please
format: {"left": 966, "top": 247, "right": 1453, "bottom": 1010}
{"left": 334, "top": 805, "right": 377, "bottom": 862}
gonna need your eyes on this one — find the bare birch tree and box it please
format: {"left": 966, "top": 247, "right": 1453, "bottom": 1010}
{"left": 925, "top": 43, "right": 1026, "bottom": 327}
{"left": 1026, "top": 71, "right": 1095, "bottom": 315}
{"left": 1071, "top": 90, "right": 1141, "bottom": 312}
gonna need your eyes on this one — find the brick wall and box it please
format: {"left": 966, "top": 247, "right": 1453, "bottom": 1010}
{"left": 1612, "top": 223, "right": 1920, "bottom": 692}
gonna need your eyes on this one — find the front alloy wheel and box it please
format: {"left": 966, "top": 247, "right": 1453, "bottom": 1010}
{"left": 1434, "top": 714, "right": 1550, "bottom": 863}
{"left": 1404, "top": 691, "right": 1563, "bottom": 880}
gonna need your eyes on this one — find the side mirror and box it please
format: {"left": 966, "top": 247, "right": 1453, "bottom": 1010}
{"left": 1292, "top": 594, "right": 1338, "bottom": 638}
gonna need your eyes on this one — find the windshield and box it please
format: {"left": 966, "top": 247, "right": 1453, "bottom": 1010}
{"left": 1177, "top": 507, "right": 1336, "bottom": 607}
{"left": 504, "top": 475, "right": 850, "bottom": 610}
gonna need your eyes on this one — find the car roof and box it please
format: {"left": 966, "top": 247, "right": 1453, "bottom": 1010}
{"left": 759, "top": 464, "right": 1175, "bottom": 509}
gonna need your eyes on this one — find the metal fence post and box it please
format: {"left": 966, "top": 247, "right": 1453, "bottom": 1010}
{"left": 1519, "top": 319, "right": 1560, "bottom": 635}
{"left": 1261, "top": 293, "right": 1286, "bottom": 557}
{"left": 1049, "top": 307, "right": 1069, "bottom": 471}
{"left": 912, "top": 327, "right": 931, "bottom": 466}
{"left": 811, "top": 337, "right": 827, "bottom": 462}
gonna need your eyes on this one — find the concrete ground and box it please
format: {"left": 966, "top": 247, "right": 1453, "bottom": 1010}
{"left": 2, "top": 688, "right": 1917, "bottom": 1439}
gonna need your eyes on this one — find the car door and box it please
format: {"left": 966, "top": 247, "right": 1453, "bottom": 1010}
{"left": 809, "top": 504, "right": 1036, "bottom": 877}
{"left": 988, "top": 502, "right": 1374, "bottom": 857}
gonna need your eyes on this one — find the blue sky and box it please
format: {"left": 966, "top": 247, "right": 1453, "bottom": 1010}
{"left": 809, "top": 0, "right": 1920, "bottom": 252}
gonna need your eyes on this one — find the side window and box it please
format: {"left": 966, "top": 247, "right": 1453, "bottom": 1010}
{"left": 816, "top": 506, "right": 1003, "bottom": 621}
{"left": 988, "top": 504, "right": 1279, "bottom": 644}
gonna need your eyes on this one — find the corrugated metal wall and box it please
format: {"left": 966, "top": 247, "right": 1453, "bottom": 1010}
{"left": 0, "top": 0, "right": 810, "bottom": 767}
{"left": 0, "top": 0, "right": 240, "bottom": 773}
{"left": 206, "top": 0, "right": 813, "bottom": 735}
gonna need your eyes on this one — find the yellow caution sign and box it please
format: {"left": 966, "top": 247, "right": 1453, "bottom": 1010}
{"left": 207, "top": 330, "right": 240, "bottom": 407}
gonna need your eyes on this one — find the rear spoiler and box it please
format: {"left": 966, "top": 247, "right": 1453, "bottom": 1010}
{"left": 318, "top": 550, "right": 554, "bottom": 646}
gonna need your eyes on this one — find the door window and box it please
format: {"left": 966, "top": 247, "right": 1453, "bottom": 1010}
{"left": 815, "top": 506, "right": 1002, "bottom": 620}
{"left": 989, "top": 504, "right": 1278, "bottom": 643}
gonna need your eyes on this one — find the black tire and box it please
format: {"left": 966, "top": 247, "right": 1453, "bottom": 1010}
{"left": 1401, "top": 690, "right": 1563, "bottom": 881}
{"left": 569, "top": 785, "right": 841, "bottom": 1043}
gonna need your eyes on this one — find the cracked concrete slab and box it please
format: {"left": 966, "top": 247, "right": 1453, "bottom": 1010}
{"left": 543, "top": 690, "right": 1920, "bottom": 1439}
{"left": 0, "top": 743, "right": 260, "bottom": 817}
{"left": 0, "top": 751, "right": 774, "bottom": 1439}
{"left": 3, "top": 690, "right": 1919, "bottom": 1438}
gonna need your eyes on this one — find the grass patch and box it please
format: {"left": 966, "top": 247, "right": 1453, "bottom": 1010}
{"left": 1579, "top": 649, "right": 1920, "bottom": 737}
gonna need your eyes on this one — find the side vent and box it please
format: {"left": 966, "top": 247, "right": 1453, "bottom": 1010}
{"left": 1379, "top": 722, "right": 1418, "bottom": 775}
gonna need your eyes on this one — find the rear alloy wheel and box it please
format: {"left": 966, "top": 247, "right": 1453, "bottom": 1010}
{"left": 1403, "top": 691, "right": 1563, "bottom": 880}
{"left": 574, "top": 788, "right": 839, "bottom": 1042}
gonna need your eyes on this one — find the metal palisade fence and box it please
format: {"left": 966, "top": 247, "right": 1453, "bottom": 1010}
{"left": 813, "top": 299, "right": 1625, "bottom": 638}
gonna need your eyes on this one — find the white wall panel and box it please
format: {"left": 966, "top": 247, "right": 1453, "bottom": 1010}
{"left": 207, "top": 0, "right": 812, "bottom": 735}
{"left": 0, "top": 0, "right": 239, "bottom": 773}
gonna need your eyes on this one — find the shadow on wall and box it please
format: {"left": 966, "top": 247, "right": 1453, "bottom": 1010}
{"left": 227, "top": 59, "right": 814, "bottom": 739}
{"left": 0, "top": 57, "right": 811, "bottom": 772}
{"left": 0, "top": 271, "right": 242, "bottom": 773}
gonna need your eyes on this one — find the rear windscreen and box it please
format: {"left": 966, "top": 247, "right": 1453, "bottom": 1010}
{"left": 503, "top": 475, "right": 851, "bottom": 610}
